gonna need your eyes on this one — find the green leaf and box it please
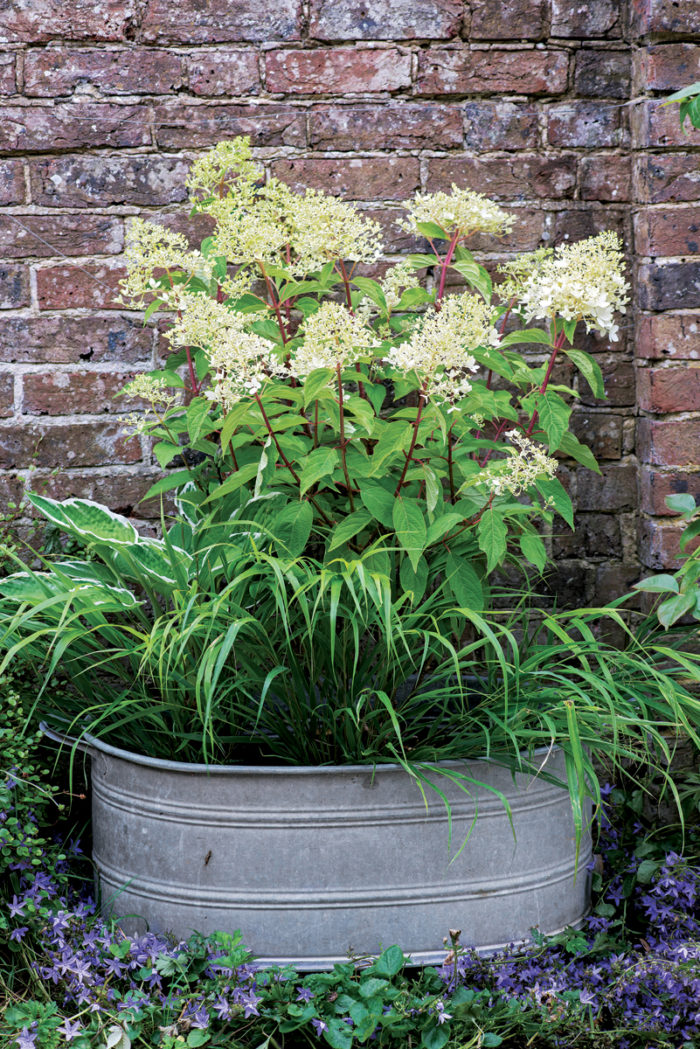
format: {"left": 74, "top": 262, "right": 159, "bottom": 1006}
{"left": 329, "top": 508, "right": 372, "bottom": 550}
{"left": 476, "top": 509, "right": 507, "bottom": 573}
{"left": 323, "top": 1019, "right": 354, "bottom": 1049}
{"left": 564, "top": 348, "right": 606, "bottom": 400}
{"left": 665, "top": 493, "right": 697, "bottom": 517}
{"left": 274, "top": 501, "right": 314, "bottom": 557}
{"left": 499, "top": 328, "right": 551, "bottom": 348}
{"left": 415, "top": 219, "right": 449, "bottom": 240}
{"left": 536, "top": 477, "right": 574, "bottom": 528}
{"left": 299, "top": 446, "right": 339, "bottom": 496}
{"left": 186, "top": 397, "right": 212, "bottom": 445}
{"left": 557, "top": 430, "right": 600, "bottom": 474}
{"left": 658, "top": 591, "right": 696, "bottom": 629}
{"left": 153, "top": 441, "right": 182, "bottom": 469}
{"left": 451, "top": 259, "right": 492, "bottom": 301}
{"left": 632, "top": 574, "right": 679, "bottom": 594}
{"left": 187, "top": 1031, "right": 210, "bottom": 1047}
{"left": 407, "top": 253, "right": 439, "bottom": 270}
{"left": 353, "top": 276, "right": 388, "bottom": 313}
{"left": 27, "top": 493, "right": 137, "bottom": 545}
{"left": 533, "top": 391, "right": 571, "bottom": 452}
{"left": 206, "top": 462, "right": 259, "bottom": 501}
{"left": 400, "top": 556, "right": 429, "bottom": 603}
{"left": 422, "top": 464, "right": 440, "bottom": 514}
{"left": 663, "top": 81, "right": 700, "bottom": 104}
{"left": 359, "top": 977, "right": 390, "bottom": 998}
{"left": 360, "top": 481, "right": 395, "bottom": 529}
{"left": 446, "top": 553, "right": 484, "bottom": 610}
{"left": 519, "top": 531, "right": 547, "bottom": 572}
{"left": 303, "top": 368, "right": 334, "bottom": 406}
{"left": 392, "top": 498, "right": 427, "bottom": 571}
{"left": 372, "top": 945, "right": 405, "bottom": 978}
{"left": 636, "top": 858, "right": 661, "bottom": 884}
{"left": 143, "top": 470, "right": 193, "bottom": 500}
{"left": 421, "top": 1026, "right": 449, "bottom": 1049}
{"left": 426, "top": 512, "right": 464, "bottom": 546}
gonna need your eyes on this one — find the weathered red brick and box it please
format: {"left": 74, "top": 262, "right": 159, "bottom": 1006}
{"left": 0, "top": 473, "right": 24, "bottom": 507}
{"left": 472, "top": 207, "right": 545, "bottom": 251}
{"left": 639, "top": 519, "right": 686, "bottom": 570}
{"left": 0, "top": 421, "right": 141, "bottom": 469}
{"left": 595, "top": 563, "right": 643, "bottom": 602}
{"left": 23, "top": 47, "right": 184, "bottom": 96}
{"left": 0, "top": 160, "right": 24, "bottom": 205}
{"left": 29, "top": 155, "right": 190, "bottom": 208}
{"left": 570, "top": 411, "right": 622, "bottom": 459}
{"left": 266, "top": 47, "right": 410, "bottom": 93}
{"left": 427, "top": 155, "right": 577, "bottom": 200}
{"left": 308, "top": 103, "right": 462, "bottom": 150}
{"left": 632, "top": 99, "right": 700, "bottom": 149}
{"left": 577, "top": 463, "right": 638, "bottom": 511}
{"left": 309, "top": 0, "right": 463, "bottom": 40}
{"left": 631, "top": 0, "right": 700, "bottom": 36}
{"left": 36, "top": 263, "right": 128, "bottom": 311}
{"left": 574, "top": 49, "right": 630, "bottom": 98}
{"left": 34, "top": 469, "right": 168, "bottom": 518}
{"left": 552, "top": 512, "right": 622, "bottom": 560}
{"left": 638, "top": 418, "right": 700, "bottom": 467}
{"left": 580, "top": 155, "right": 632, "bottom": 202}
{"left": 0, "top": 53, "right": 16, "bottom": 94}
{"left": 469, "top": 0, "right": 548, "bottom": 39}
{"left": 0, "top": 214, "right": 123, "bottom": 258}
{"left": 640, "top": 466, "right": 700, "bottom": 515}
{"left": 550, "top": 206, "right": 626, "bottom": 243}
{"left": 547, "top": 101, "right": 628, "bottom": 148}
{"left": 185, "top": 50, "right": 261, "bottom": 96}
{"left": 0, "top": 266, "right": 30, "bottom": 309}
{"left": 634, "top": 207, "right": 700, "bottom": 257}
{"left": 463, "top": 101, "right": 538, "bottom": 150}
{"left": 0, "top": 372, "right": 14, "bottom": 417}
{"left": 637, "top": 367, "right": 700, "bottom": 413}
{"left": 552, "top": 0, "right": 622, "bottom": 37}
{"left": 634, "top": 154, "right": 700, "bottom": 204}
{"left": 415, "top": 47, "right": 568, "bottom": 95}
{"left": 0, "top": 315, "right": 153, "bottom": 364}
{"left": 636, "top": 314, "right": 700, "bottom": 361}
{"left": 154, "top": 102, "right": 305, "bottom": 149}
{"left": 271, "top": 156, "right": 420, "bottom": 200}
{"left": 22, "top": 370, "right": 137, "bottom": 416}
{"left": 579, "top": 358, "right": 636, "bottom": 408}
{"left": 640, "top": 44, "right": 700, "bottom": 92}
{"left": 0, "top": 104, "right": 150, "bottom": 153}
{"left": 147, "top": 211, "right": 216, "bottom": 250}
{"left": 1, "top": 0, "right": 137, "bottom": 42}
{"left": 637, "top": 261, "right": 700, "bottom": 311}
{"left": 141, "top": 0, "right": 301, "bottom": 43}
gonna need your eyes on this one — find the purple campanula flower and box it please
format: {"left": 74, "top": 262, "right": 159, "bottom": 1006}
{"left": 57, "top": 1018, "right": 83, "bottom": 1041}
{"left": 7, "top": 895, "right": 27, "bottom": 918}
{"left": 311, "top": 1018, "right": 328, "bottom": 1036}
{"left": 15, "top": 1027, "right": 38, "bottom": 1049}
{"left": 9, "top": 926, "right": 28, "bottom": 942}
{"left": 296, "top": 987, "right": 315, "bottom": 1002}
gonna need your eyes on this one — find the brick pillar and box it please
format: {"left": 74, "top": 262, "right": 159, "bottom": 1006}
{"left": 632, "top": 0, "right": 700, "bottom": 568}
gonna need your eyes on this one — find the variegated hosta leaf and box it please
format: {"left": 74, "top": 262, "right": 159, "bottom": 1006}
{"left": 0, "top": 571, "right": 65, "bottom": 603}
{"left": 69, "top": 582, "right": 143, "bottom": 611}
{"left": 109, "top": 538, "right": 193, "bottom": 586}
{"left": 28, "top": 494, "right": 138, "bottom": 546}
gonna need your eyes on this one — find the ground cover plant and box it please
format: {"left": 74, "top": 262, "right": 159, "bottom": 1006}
{"left": 2, "top": 701, "right": 700, "bottom": 1049}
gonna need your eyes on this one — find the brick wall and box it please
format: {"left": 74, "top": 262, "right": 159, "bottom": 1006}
{"left": 0, "top": 0, "right": 698, "bottom": 598}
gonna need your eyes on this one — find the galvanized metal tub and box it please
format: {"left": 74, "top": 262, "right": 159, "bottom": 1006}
{"left": 83, "top": 735, "right": 591, "bottom": 969}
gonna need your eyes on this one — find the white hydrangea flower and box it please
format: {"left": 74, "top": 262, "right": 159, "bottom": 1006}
{"left": 119, "top": 219, "right": 212, "bottom": 305}
{"left": 288, "top": 190, "right": 384, "bottom": 273}
{"left": 387, "top": 293, "right": 498, "bottom": 408}
{"left": 163, "top": 291, "right": 248, "bottom": 351}
{"left": 402, "top": 185, "right": 514, "bottom": 239}
{"left": 487, "top": 430, "right": 558, "bottom": 496}
{"left": 291, "top": 302, "right": 379, "bottom": 377}
{"left": 187, "top": 138, "right": 262, "bottom": 202}
{"left": 518, "top": 232, "right": 629, "bottom": 341}
{"left": 498, "top": 248, "right": 553, "bottom": 303}
{"left": 118, "top": 374, "right": 180, "bottom": 435}
{"left": 381, "top": 259, "right": 421, "bottom": 311}
{"left": 206, "top": 329, "right": 287, "bottom": 409}
{"left": 205, "top": 178, "right": 297, "bottom": 268}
